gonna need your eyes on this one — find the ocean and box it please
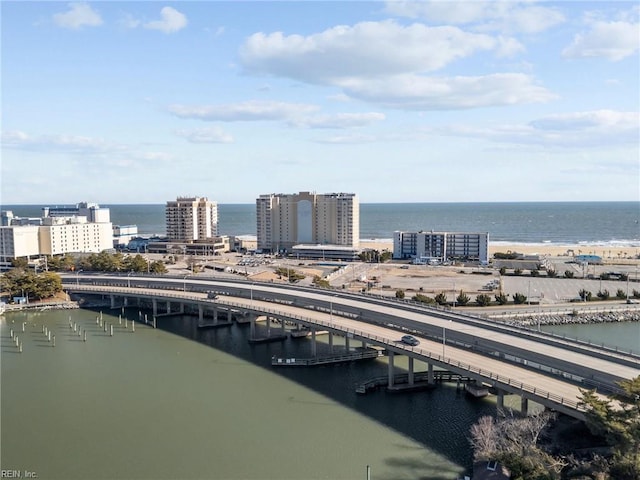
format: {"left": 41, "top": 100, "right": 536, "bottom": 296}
{"left": 3, "top": 202, "right": 639, "bottom": 246}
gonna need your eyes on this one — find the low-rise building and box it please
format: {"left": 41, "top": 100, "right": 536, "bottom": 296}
{"left": 393, "top": 230, "right": 489, "bottom": 264}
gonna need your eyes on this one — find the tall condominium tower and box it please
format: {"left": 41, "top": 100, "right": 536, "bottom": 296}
{"left": 165, "top": 197, "right": 218, "bottom": 242}
{"left": 256, "top": 191, "right": 359, "bottom": 252}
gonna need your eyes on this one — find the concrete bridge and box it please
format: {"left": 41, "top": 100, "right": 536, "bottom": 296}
{"left": 62, "top": 273, "right": 640, "bottom": 420}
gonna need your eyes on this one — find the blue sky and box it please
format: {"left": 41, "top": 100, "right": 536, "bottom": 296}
{"left": 2, "top": 1, "right": 639, "bottom": 204}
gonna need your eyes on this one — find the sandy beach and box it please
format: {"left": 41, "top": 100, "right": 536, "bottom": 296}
{"left": 359, "top": 239, "right": 640, "bottom": 262}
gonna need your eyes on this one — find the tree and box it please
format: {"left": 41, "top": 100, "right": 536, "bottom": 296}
{"left": 530, "top": 269, "right": 540, "bottom": 277}
{"left": 597, "top": 289, "right": 610, "bottom": 300}
{"left": 546, "top": 269, "right": 557, "bottom": 278}
{"left": 11, "top": 257, "right": 29, "bottom": 269}
{"left": 633, "top": 289, "right": 640, "bottom": 299}
{"left": 495, "top": 292, "right": 508, "bottom": 305}
{"left": 514, "top": 268, "right": 523, "bottom": 276}
{"left": 312, "top": 275, "right": 331, "bottom": 288}
{"left": 499, "top": 267, "right": 507, "bottom": 276}
{"left": 469, "top": 412, "right": 561, "bottom": 479}
{"left": 0, "top": 269, "right": 62, "bottom": 301}
{"left": 411, "top": 293, "right": 434, "bottom": 305}
{"left": 124, "top": 254, "right": 149, "bottom": 273}
{"left": 564, "top": 270, "right": 575, "bottom": 279}
{"left": 579, "top": 376, "right": 640, "bottom": 479}
{"left": 434, "top": 292, "right": 448, "bottom": 306}
{"left": 149, "top": 261, "right": 167, "bottom": 274}
{"left": 475, "top": 294, "right": 491, "bottom": 306}
{"left": 395, "top": 289, "right": 405, "bottom": 299}
{"left": 512, "top": 292, "right": 527, "bottom": 304}
{"left": 616, "top": 289, "right": 627, "bottom": 300}
{"left": 456, "top": 291, "right": 470, "bottom": 306}
{"left": 578, "top": 289, "right": 592, "bottom": 301}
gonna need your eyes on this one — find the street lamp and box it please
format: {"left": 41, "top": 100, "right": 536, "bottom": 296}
{"left": 250, "top": 283, "right": 254, "bottom": 308}
{"left": 183, "top": 274, "right": 189, "bottom": 292}
{"left": 75, "top": 269, "right": 83, "bottom": 286}
{"left": 442, "top": 320, "right": 452, "bottom": 359}
{"left": 127, "top": 270, "right": 133, "bottom": 288}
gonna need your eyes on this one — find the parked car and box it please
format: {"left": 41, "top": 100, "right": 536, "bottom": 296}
{"left": 401, "top": 335, "right": 420, "bottom": 346}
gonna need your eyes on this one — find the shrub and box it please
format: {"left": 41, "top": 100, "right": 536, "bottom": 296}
{"left": 494, "top": 292, "right": 508, "bottom": 305}
{"left": 456, "top": 291, "right": 470, "bottom": 306}
{"left": 579, "top": 289, "right": 592, "bottom": 301}
{"left": 564, "top": 270, "right": 574, "bottom": 278}
{"left": 475, "top": 294, "right": 491, "bottom": 307}
{"left": 434, "top": 292, "right": 448, "bottom": 305}
{"left": 512, "top": 292, "right": 527, "bottom": 304}
{"left": 597, "top": 289, "right": 610, "bottom": 300}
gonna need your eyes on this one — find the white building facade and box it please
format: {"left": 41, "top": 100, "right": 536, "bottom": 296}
{"left": 165, "top": 197, "right": 218, "bottom": 243}
{"left": 393, "top": 231, "right": 489, "bottom": 264}
{"left": 0, "top": 202, "right": 114, "bottom": 266}
{"left": 256, "top": 192, "right": 359, "bottom": 253}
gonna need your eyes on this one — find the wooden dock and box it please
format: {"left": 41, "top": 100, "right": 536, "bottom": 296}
{"left": 272, "top": 348, "right": 383, "bottom": 366}
{"left": 356, "top": 371, "right": 472, "bottom": 394}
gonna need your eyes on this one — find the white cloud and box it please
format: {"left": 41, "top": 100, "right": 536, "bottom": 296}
{"left": 144, "top": 6, "right": 187, "bottom": 34}
{"left": 384, "top": 1, "right": 565, "bottom": 34}
{"left": 1, "top": 130, "right": 123, "bottom": 153}
{"left": 562, "top": 20, "right": 640, "bottom": 61}
{"left": 176, "top": 127, "right": 234, "bottom": 144}
{"left": 240, "top": 20, "right": 499, "bottom": 82}
{"left": 53, "top": 2, "right": 102, "bottom": 30}
{"left": 239, "top": 20, "right": 551, "bottom": 111}
{"left": 314, "top": 134, "right": 377, "bottom": 144}
{"left": 290, "top": 112, "right": 385, "bottom": 129}
{"left": 118, "top": 13, "right": 140, "bottom": 29}
{"left": 436, "top": 110, "right": 639, "bottom": 148}
{"left": 168, "top": 101, "right": 318, "bottom": 122}
{"left": 337, "top": 73, "right": 556, "bottom": 110}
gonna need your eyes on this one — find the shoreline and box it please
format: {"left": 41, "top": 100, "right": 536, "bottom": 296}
{"left": 359, "top": 239, "right": 640, "bottom": 260}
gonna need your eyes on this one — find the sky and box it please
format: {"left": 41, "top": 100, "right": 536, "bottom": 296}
{"left": 1, "top": 1, "right": 639, "bottom": 204}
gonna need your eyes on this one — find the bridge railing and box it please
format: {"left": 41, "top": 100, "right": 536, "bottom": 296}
{"left": 212, "top": 299, "right": 585, "bottom": 412}
{"left": 68, "top": 283, "right": 585, "bottom": 412}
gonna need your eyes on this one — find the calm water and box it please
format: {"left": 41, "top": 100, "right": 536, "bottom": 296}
{"left": 2, "top": 307, "right": 637, "bottom": 479}
{"left": 2, "top": 308, "right": 496, "bottom": 480}
{"left": 3, "top": 202, "right": 639, "bottom": 245}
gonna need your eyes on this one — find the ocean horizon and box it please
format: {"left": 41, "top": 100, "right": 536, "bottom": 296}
{"left": 2, "top": 201, "right": 639, "bottom": 247}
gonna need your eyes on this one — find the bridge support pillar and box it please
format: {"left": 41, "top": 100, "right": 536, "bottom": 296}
{"left": 311, "top": 329, "right": 317, "bottom": 357}
{"left": 345, "top": 336, "right": 350, "bottom": 352}
{"left": 250, "top": 314, "right": 256, "bottom": 338}
{"left": 496, "top": 390, "right": 505, "bottom": 413}
{"left": 266, "top": 316, "right": 271, "bottom": 336}
{"left": 427, "top": 363, "right": 434, "bottom": 384}
{"left": 227, "top": 310, "right": 232, "bottom": 322}
{"left": 124, "top": 297, "right": 129, "bottom": 307}
{"left": 110, "top": 295, "right": 115, "bottom": 309}
{"left": 361, "top": 340, "right": 366, "bottom": 349}
{"left": 408, "top": 356, "right": 414, "bottom": 385}
{"left": 137, "top": 297, "right": 141, "bottom": 307}
{"left": 388, "top": 351, "right": 395, "bottom": 388}
{"left": 280, "top": 317, "right": 285, "bottom": 334}
{"left": 198, "top": 305, "right": 204, "bottom": 323}
{"left": 166, "top": 301, "right": 171, "bottom": 314}
{"left": 152, "top": 298, "right": 158, "bottom": 317}
{"left": 180, "top": 303, "right": 185, "bottom": 314}
{"left": 521, "top": 396, "right": 529, "bottom": 416}
{"left": 328, "top": 332, "right": 334, "bottom": 352}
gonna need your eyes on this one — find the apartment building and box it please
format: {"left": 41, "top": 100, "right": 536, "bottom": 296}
{"left": 256, "top": 192, "right": 359, "bottom": 253}
{"left": 393, "top": 230, "right": 489, "bottom": 264}
{"left": 0, "top": 202, "right": 114, "bottom": 266}
{"left": 39, "top": 216, "right": 113, "bottom": 255}
{"left": 165, "top": 197, "right": 218, "bottom": 243}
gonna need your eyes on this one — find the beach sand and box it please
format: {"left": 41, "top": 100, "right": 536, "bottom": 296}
{"left": 359, "top": 239, "right": 640, "bottom": 262}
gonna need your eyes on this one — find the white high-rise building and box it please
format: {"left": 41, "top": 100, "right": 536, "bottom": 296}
{"left": 165, "top": 197, "right": 218, "bottom": 243}
{"left": 256, "top": 192, "right": 359, "bottom": 253}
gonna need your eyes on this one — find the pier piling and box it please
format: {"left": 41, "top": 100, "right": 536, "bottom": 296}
{"left": 83, "top": 331, "right": 87, "bottom": 342}
{"left": 53, "top": 335, "right": 56, "bottom": 347}
{"left": 110, "top": 325, "right": 113, "bottom": 337}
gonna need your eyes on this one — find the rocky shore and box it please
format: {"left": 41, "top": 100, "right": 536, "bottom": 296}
{"left": 505, "top": 310, "right": 640, "bottom": 327}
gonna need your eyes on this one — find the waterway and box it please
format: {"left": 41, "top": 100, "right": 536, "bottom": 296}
{"left": 1, "top": 308, "right": 636, "bottom": 480}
